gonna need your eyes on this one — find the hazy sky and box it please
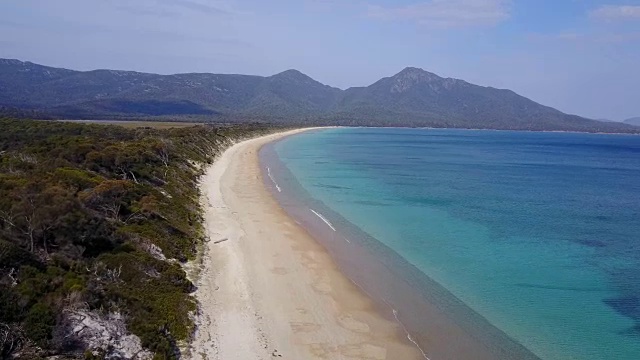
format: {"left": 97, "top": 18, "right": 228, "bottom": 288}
{"left": 1, "top": 0, "right": 639, "bottom": 120}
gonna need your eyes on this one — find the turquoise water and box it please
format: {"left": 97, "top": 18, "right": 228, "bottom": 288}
{"left": 272, "top": 128, "right": 640, "bottom": 359}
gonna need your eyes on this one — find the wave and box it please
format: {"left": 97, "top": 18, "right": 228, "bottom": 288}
{"left": 392, "top": 308, "right": 431, "bottom": 360}
{"left": 310, "top": 209, "right": 336, "bottom": 231}
{"left": 266, "top": 167, "right": 281, "bottom": 192}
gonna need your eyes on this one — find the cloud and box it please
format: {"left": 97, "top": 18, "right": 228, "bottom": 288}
{"left": 114, "top": 4, "right": 175, "bottom": 17}
{"left": 528, "top": 31, "right": 640, "bottom": 44}
{"left": 109, "top": 0, "right": 231, "bottom": 17}
{"left": 163, "top": 0, "right": 230, "bottom": 15}
{"left": 366, "top": 0, "right": 511, "bottom": 28}
{"left": 590, "top": 5, "right": 640, "bottom": 21}
{"left": 305, "top": 0, "right": 347, "bottom": 12}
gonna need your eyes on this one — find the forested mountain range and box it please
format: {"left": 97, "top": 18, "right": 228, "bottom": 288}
{"left": 1, "top": 59, "right": 637, "bottom": 133}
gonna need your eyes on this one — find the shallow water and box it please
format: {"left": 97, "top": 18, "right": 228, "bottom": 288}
{"left": 268, "top": 128, "right": 640, "bottom": 359}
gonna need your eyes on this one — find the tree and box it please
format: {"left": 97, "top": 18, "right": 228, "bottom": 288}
{"left": 154, "top": 139, "right": 173, "bottom": 180}
{"left": 0, "top": 181, "right": 75, "bottom": 254}
{"left": 81, "top": 180, "right": 133, "bottom": 221}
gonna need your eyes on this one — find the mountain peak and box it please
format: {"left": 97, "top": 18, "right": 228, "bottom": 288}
{"left": 397, "top": 66, "right": 430, "bottom": 75}
{"left": 271, "top": 69, "right": 309, "bottom": 79}
{"left": 389, "top": 67, "right": 445, "bottom": 93}
{"left": 269, "top": 69, "right": 330, "bottom": 88}
{"left": 394, "top": 66, "right": 442, "bottom": 79}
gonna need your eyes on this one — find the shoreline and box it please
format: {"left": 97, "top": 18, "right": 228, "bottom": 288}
{"left": 187, "top": 128, "right": 422, "bottom": 359}
{"left": 259, "top": 128, "right": 541, "bottom": 360}
{"left": 340, "top": 125, "right": 639, "bottom": 136}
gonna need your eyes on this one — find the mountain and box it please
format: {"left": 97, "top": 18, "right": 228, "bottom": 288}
{"left": 623, "top": 117, "right": 640, "bottom": 126}
{"left": 331, "top": 67, "right": 624, "bottom": 132}
{"left": 0, "top": 59, "right": 341, "bottom": 118}
{"left": 0, "top": 59, "right": 637, "bottom": 133}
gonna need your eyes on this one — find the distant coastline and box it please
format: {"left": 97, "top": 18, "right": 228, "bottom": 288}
{"left": 52, "top": 119, "right": 640, "bottom": 136}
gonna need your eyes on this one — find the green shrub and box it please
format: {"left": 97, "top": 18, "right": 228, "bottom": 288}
{"left": 24, "top": 302, "right": 56, "bottom": 346}
{"left": 0, "top": 119, "right": 279, "bottom": 357}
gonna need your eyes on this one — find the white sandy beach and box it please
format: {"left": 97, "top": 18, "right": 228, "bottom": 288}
{"left": 187, "top": 129, "right": 421, "bottom": 360}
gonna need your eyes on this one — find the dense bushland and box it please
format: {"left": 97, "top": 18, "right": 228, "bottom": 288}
{"left": 0, "top": 119, "right": 275, "bottom": 359}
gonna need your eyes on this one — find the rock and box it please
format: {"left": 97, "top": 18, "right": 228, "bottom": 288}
{"left": 140, "top": 242, "right": 167, "bottom": 261}
{"left": 63, "top": 310, "right": 153, "bottom": 359}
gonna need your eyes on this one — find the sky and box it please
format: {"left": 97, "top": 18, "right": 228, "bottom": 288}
{"left": 0, "top": 0, "right": 639, "bottom": 120}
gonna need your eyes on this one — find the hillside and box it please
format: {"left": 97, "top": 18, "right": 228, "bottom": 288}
{"left": 624, "top": 117, "right": 640, "bottom": 126}
{"left": 0, "top": 59, "right": 341, "bottom": 119}
{"left": 0, "top": 59, "right": 637, "bottom": 133}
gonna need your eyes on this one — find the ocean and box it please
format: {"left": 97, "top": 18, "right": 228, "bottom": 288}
{"left": 260, "top": 127, "right": 640, "bottom": 359}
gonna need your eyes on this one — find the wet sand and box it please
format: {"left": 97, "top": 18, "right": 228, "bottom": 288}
{"left": 188, "top": 129, "right": 422, "bottom": 360}
{"left": 260, "top": 134, "right": 541, "bottom": 360}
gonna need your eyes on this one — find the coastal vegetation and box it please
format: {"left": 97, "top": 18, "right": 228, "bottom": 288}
{"left": 0, "top": 118, "right": 275, "bottom": 359}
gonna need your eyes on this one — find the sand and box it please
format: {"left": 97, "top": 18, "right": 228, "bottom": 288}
{"left": 187, "top": 129, "right": 422, "bottom": 360}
